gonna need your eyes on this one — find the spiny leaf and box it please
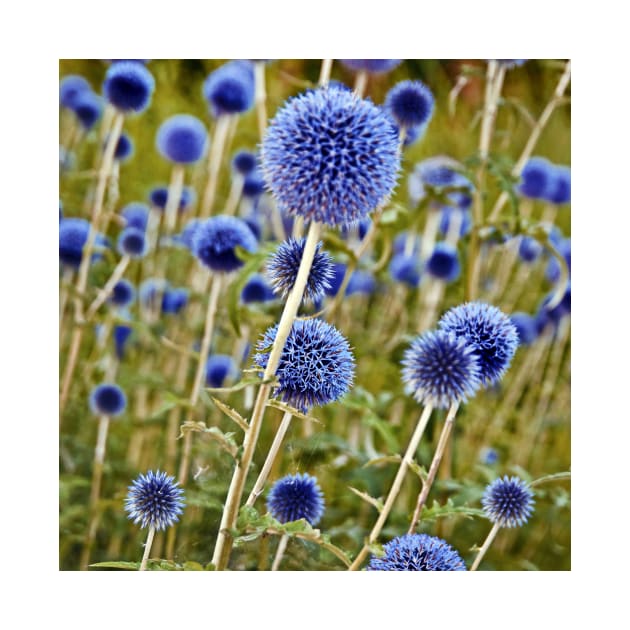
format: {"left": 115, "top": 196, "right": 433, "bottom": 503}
{"left": 348, "top": 486, "right": 383, "bottom": 512}
{"left": 177, "top": 422, "right": 238, "bottom": 458}
{"left": 266, "top": 399, "right": 322, "bottom": 424}
{"left": 363, "top": 454, "right": 402, "bottom": 468}
{"left": 89, "top": 561, "right": 140, "bottom": 570}
{"left": 209, "top": 396, "right": 249, "bottom": 432}
{"left": 419, "top": 499, "right": 485, "bottom": 523}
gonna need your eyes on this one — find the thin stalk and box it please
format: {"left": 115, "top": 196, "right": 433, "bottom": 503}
{"left": 224, "top": 175, "right": 244, "bottom": 216}
{"left": 85, "top": 255, "right": 130, "bottom": 321}
{"left": 254, "top": 61, "right": 268, "bottom": 140}
{"left": 211, "top": 220, "right": 323, "bottom": 571}
{"left": 353, "top": 70, "right": 368, "bottom": 97}
{"left": 349, "top": 404, "right": 434, "bottom": 571}
{"left": 419, "top": 208, "right": 441, "bottom": 262}
{"left": 59, "top": 267, "right": 74, "bottom": 334}
{"left": 417, "top": 278, "right": 445, "bottom": 333}
{"left": 408, "top": 401, "right": 460, "bottom": 533}
{"left": 164, "top": 164, "right": 186, "bottom": 236}
{"left": 470, "top": 521, "right": 502, "bottom": 571}
{"left": 318, "top": 59, "right": 333, "bottom": 87}
{"left": 200, "top": 115, "right": 232, "bottom": 218}
{"left": 445, "top": 211, "right": 464, "bottom": 247}
{"left": 271, "top": 534, "right": 289, "bottom": 571}
{"left": 140, "top": 526, "right": 156, "bottom": 571}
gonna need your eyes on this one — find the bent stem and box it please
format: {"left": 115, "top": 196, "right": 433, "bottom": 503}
{"left": 85, "top": 255, "right": 130, "bottom": 321}
{"left": 271, "top": 534, "right": 289, "bottom": 571}
{"left": 140, "top": 526, "right": 156, "bottom": 571}
{"left": 200, "top": 114, "right": 232, "bottom": 218}
{"left": 470, "top": 521, "right": 502, "bottom": 571}
{"left": 408, "top": 401, "right": 460, "bottom": 533}
{"left": 349, "top": 404, "right": 434, "bottom": 571}
{"left": 211, "top": 220, "right": 322, "bottom": 571}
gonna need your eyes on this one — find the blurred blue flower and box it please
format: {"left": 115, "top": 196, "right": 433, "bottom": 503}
{"left": 71, "top": 90, "right": 103, "bottom": 130}
{"left": 389, "top": 253, "right": 421, "bottom": 287}
{"left": 102, "top": 61, "right": 155, "bottom": 113}
{"left": 543, "top": 164, "right": 570, "bottom": 205}
{"left": 205, "top": 354, "right": 238, "bottom": 388}
{"left": 59, "top": 217, "right": 89, "bottom": 268}
{"left": 89, "top": 383, "right": 127, "bottom": 417}
{"left": 232, "top": 150, "right": 258, "bottom": 176}
{"left": 149, "top": 185, "right": 195, "bottom": 212}
{"left": 545, "top": 237, "right": 571, "bottom": 283}
{"left": 482, "top": 475, "right": 535, "bottom": 528}
{"left": 384, "top": 79, "right": 434, "bottom": 129}
{"left": 161, "top": 287, "right": 189, "bottom": 314}
{"left": 109, "top": 279, "right": 136, "bottom": 308}
{"left": 340, "top": 59, "right": 402, "bottom": 73}
{"left": 426, "top": 242, "right": 460, "bottom": 282}
{"left": 117, "top": 227, "right": 148, "bottom": 258}
{"left": 323, "top": 262, "right": 347, "bottom": 297}
{"left": 121, "top": 203, "right": 150, "bottom": 232}
{"left": 510, "top": 312, "right": 538, "bottom": 345}
{"left": 479, "top": 447, "right": 499, "bottom": 466}
{"left": 112, "top": 132, "right": 133, "bottom": 161}
{"left": 114, "top": 323, "right": 133, "bottom": 360}
{"left": 438, "top": 208, "right": 472, "bottom": 238}
{"left": 241, "top": 273, "right": 276, "bottom": 304}
{"left": 347, "top": 270, "right": 377, "bottom": 296}
{"left": 518, "top": 236, "right": 543, "bottom": 263}
{"left": 267, "top": 473, "right": 325, "bottom": 526}
{"left": 517, "top": 156, "right": 553, "bottom": 200}
{"left": 202, "top": 60, "right": 255, "bottom": 117}
{"left": 60, "top": 75, "right": 91, "bottom": 108}
{"left": 156, "top": 114, "right": 208, "bottom": 164}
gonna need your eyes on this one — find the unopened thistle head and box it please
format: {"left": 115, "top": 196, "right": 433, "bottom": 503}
{"left": 60, "top": 75, "right": 91, "bottom": 108}
{"left": 267, "top": 473, "right": 325, "bottom": 526}
{"left": 426, "top": 242, "right": 461, "bottom": 282}
{"left": 543, "top": 164, "right": 571, "bottom": 205}
{"left": 241, "top": 273, "right": 275, "bottom": 304}
{"left": 388, "top": 253, "right": 421, "bottom": 287}
{"left": 482, "top": 475, "right": 535, "bottom": 528}
{"left": 89, "top": 383, "right": 127, "bottom": 417}
{"left": 384, "top": 79, "right": 434, "bottom": 130}
{"left": 109, "top": 279, "right": 136, "bottom": 308}
{"left": 59, "top": 218, "right": 90, "bottom": 268}
{"left": 71, "top": 90, "right": 103, "bottom": 130}
{"left": 517, "top": 156, "right": 553, "bottom": 200}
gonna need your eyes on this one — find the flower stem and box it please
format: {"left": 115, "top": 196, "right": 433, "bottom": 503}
{"left": 353, "top": 70, "right": 368, "bottom": 97}
{"left": 470, "top": 521, "right": 502, "bottom": 571}
{"left": 200, "top": 114, "right": 232, "bottom": 218}
{"left": 271, "top": 534, "right": 289, "bottom": 571}
{"left": 140, "top": 526, "right": 156, "bottom": 571}
{"left": 85, "top": 255, "right": 130, "bottom": 321}
{"left": 254, "top": 61, "right": 268, "bottom": 140}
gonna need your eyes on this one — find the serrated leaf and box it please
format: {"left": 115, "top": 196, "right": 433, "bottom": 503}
{"left": 209, "top": 396, "right": 249, "bottom": 432}
{"left": 348, "top": 486, "right": 383, "bottom": 512}
{"left": 177, "top": 422, "right": 238, "bottom": 458}
{"left": 418, "top": 499, "right": 485, "bottom": 523}
{"left": 363, "top": 454, "right": 402, "bottom": 468}
{"left": 321, "top": 232, "right": 358, "bottom": 263}
{"left": 408, "top": 460, "right": 428, "bottom": 483}
{"left": 89, "top": 561, "right": 140, "bottom": 570}
{"left": 266, "top": 398, "right": 322, "bottom": 424}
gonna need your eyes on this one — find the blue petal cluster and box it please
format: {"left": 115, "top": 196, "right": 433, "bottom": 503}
{"left": 544, "top": 165, "right": 571, "bottom": 205}
{"left": 102, "top": 61, "right": 155, "bottom": 113}
{"left": 510, "top": 312, "right": 538, "bottom": 345}
{"left": 109, "top": 279, "right": 136, "bottom": 308}
{"left": 438, "top": 302, "right": 519, "bottom": 387}
{"left": 517, "top": 157, "right": 553, "bottom": 199}
{"left": 124, "top": 470, "right": 185, "bottom": 531}
{"left": 482, "top": 475, "right": 535, "bottom": 528}
{"left": 149, "top": 185, "right": 195, "bottom": 211}
{"left": 202, "top": 60, "right": 255, "bottom": 117}
{"left": 262, "top": 87, "right": 400, "bottom": 226}
{"left": 161, "top": 287, "right": 188, "bottom": 314}
{"left": 266, "top": 237, "right": 333, "bottom": 303}
{"left": 340, "top": 59, "right": 402, "bottom": 74}
{"left": 60, "top": 75, "right": 91, "bottom": 108}
{"left": 267, "top": 473, "right": 325, "bottom": 526}
{"left": 254, "top": 318, "right": 355, "bottom": 411}
{"left": 117, "top": 227, "right": 148, "bottom": 258}
{"left": 89, "top": 383, "right": 127, "bottom": 416}
{"left": 368, "top": 533, "right": 466, "bottom": 571}
{"left": 384, "top": 79, "right": 434, "bottom": 129}
{"left": 121, "top": 202, "right": 150, "bottom": 231}
{"left": 389, "top": 253, "right": 421, "bottom": 287}
{"left": 205, "top": 354, "right": 238, "bottom": 388}
{"left": 427, "top": 243, "right": 461, "bottom": 282}
{"left": 59, "top": 218, "right": 89, "bottom": 268}
{"left": 71, "top": 90, "right": 103, "bottom": 130}
{"left": 156, "top": 114, "right": 208, "bottom": 163}
{"left": 232, "top": 150, "right": 258, "bottom": 176}
{"left": 241, "top": 274, "right": 275, "bottom": 304}
{"left": 401, "top": 330, "right": 481, "bottom": 408}
{"left": 192, "top": 215, "right": 258, "bottom": 272}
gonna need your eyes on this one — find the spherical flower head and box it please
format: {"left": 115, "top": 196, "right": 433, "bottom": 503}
{"left": 544, "top": 165, "right": 571, "bottom": 205}
{"left": 340, "top": 59, "right": 402, "bottom": 74}
{"left": 347, "top": 270, "right": 376, "bottom": 296}
{"left": 149, "top": 185, "right": 195, "bottom": 212}
{"left": 323, "top": 262, "right": 347, "bottom": 297}
{"left": 117, "top": 227, "right": 148, "bottom": 258}
{"left": 112, "top": 132, "right": 133, "bottom": 161}
{"left": 156, "top": 114, "right": 208, "bottom": 164}
{"left": 109, "top": 278, "right": 136, "bottom": 308}
{"left": 368, "top": 533, "right": 466, "bottom": 571}
{"left": 479, "top": 447, "right": 499, "bottom": 466}
{"left": 427, "top": 243, "right": 461, "bottom": 282}
{"left": 71, "top": 90, "right": 103, "bottom": 130}
{"left": 114, "top": 323, "right": 133, "bottom": 360}
{"left": 254, "top": 318, "right": 355, "bottom": 411}
{"left": 102, "top": 61, "right": 155, "bottom": 113}
{"left": 438, "top": 302, "right": 519, "bottom": 387}
{"left": 518, "top": 235, "right": 543, "bottom": 263}
{"left": 402, "top": 330, "right": 481, "bottom": 408}
{"left": 267, "top": 473, "right": 325, "bottom": 526}
{"left": 510, "top": 312, "right": 538, "bottom": 345}
{"left": 179, "top": 218, "right": 202, "bottom": 250}
{"left": 59, "top": 217, "right": 89, "bottom": 268}
{"left": 121, "top": 202, "right": 149, "bottom": 232}
{"left": 161, "top": 287, "right": 189, "bottom": 314}
{"left": 60, "top": 75, "right": 91, "bottom": 108}
{"left": 266, "top": 237, "right": 333, "bottom": 303}
{"left": 384, "top": 79, "right": 434, "bottom": 129}
{"left": 192, "top": 215, "right": 258, "bottom": 273}
{"left": 242, "top": 170, "right": 266, "bottom": 199}
{"left": 262, "top": 86, "right": 400, "bottom": 227}
{"left": 517, "top": 156, "right": 553, "bottom": 200}
{"left": 482, "top": 475, "right": 535, "bottom": 528}
{"left": 202, "top": 60, "right": 255, "bottom": 117}
{"left": 232, "top": 150, "right": 257, "bottom": 176}
{"left": 388, "top": 253, "right": 421, "bottom": 287}
{"left": 241, "top": 273, "right": 275, "bottom": 304}
{"left": 124, "top": 470, "right": 185, "bottom": 531}
{"left": 205, "top": 354, "right": 238, "bottom": 388}
{"left": 89, "top": 383, "right": 127, "bottom": 416}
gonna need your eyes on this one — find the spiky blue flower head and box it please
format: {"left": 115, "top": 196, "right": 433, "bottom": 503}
{"left": 482, "top": 475, "right": 535, "bottom": 528}
{"left": 517, "top": 156, "right": 553, "bottom": 200}
{"left": 117, "top": 227, "right": 148, "bottom": 258}
{"left": 266, "top": 237, "right": 333, "bottom": 303}
{"left": 401, "top": 330, "right": 482, "bottom": 408}
{"left": 510, "top": 312, "right": 538, "bottom": 345}
{"left": 518, "top": 236, "right": 543, "bottom": 263}
{"left": 384, "top": 79, "right": 434, "bottom": 129}
{"left": 267, "top": 473, "right": 325, "bottom": 526}
{"left": 205, "top": 354, "right": 238, "bottom": 388}
{"left": 347, "top": 270, "right": 377, "bottom": 296}
{"left": 109, "top": 278, "right": 136, "bottom": 308}
{"left": 149, "top": 185, "right": 195, "bottom": 212}
{"left": 545, "top": 237, "right": 571, "bottom": 283}
{"left": 368, "top": 533, "right": 466, "bottom": 571}
{"left": 232, "top": 150, "right": 257, "bottom": 176}
{"left": 102, "top": 61, "right": 155, "bottom": 113}
{"left": 192, "top": 215, "right": 258, "bottom": 273}
{"left": 89, "top": 383, "right": 127, "bottom": 417}
{"left": 59, "top": 217, "right": 89, "bottom": 268}
{"left": 439, "top": 208, "right": 472, "bottom": 238}
{"left": 71, "top": 90, "right": 103, "bottom": 130}
{"left": 156, "top": 114, "right": 208, "bottom": 164}
{"left": 124, "top": 470, "right": 185, "bottom": 531}
{"left": 60, "top": 75, "right": 91, "bottom": 108}
{"left": 323, "top": 262, "right": 347, "bottom": 297}
{"left": 241, "top": 273, "right": 275, "bottom": 304}
{"left": 161, "top": 287, "right": 189, "bottom": 314}
{"left": 121, "top": 202, "right": 149, "bottom": 232}
{"left": 255, "top": 318, "right": 355, "bottom": 411}
{"left": 202, "top": 60, "right": 255, "bottom": 117}
{"left": 427, "top": 242, "right": 461, "bottom": 282}
{"left": 543, "top": 164, "right": 571, "bottom": 205}
{"left": 261, "top": 86, "right": 400, "bottom": 227}
{"left": 439, "top": 302, "right": 519, "bottom": 387}
{"left": 389, "top": 253, "right": 421, "bottom": 287}
{"left": 340, "top": 59, "right": 402, "bottom": 74}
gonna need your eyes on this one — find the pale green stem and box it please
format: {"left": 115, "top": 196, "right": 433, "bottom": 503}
{"left": 271, "top": 534, "right": 289, "bottom": 571}
{"left": 85, "top": 255, "right": 130, "bottom": 321}
{"left": 353, "top": 70, "right": 368, "bottom": 97}
{"left": 470, "top": 521, "right": 502, "bottom": 571}
{"left": 200, "top": 115, "right": 232, "bottom": 218}
{"left": 140, "top": 526, "right": 156, "bottom": 571}
{"left": 254, "top": 61, "right": 268, "bottom": 140}
{"left": 224, "top": 175, "right": 244, "bottom": 216}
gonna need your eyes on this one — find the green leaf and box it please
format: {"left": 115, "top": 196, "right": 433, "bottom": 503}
{"left": 208, "top": 396, "right": 249, "bottom": 432}
{"left": 177, "top": 422, "right": 238, "bottom": 458}
{"left": 418, "top": 499, "right": 485, "bottom": 523}
{"left": 348, "top": 486, "right": 383, "bottom": 512}
{"left": 89, "top": 561, "right": 140, "bottom": 570}
{"left": 362, "top": 412, "right": 400, "bottom": 453}
{"left": 530, "top": 471, "right": 571, "bottom": 488}
{"left": 266, "top": 398, "right": 322, "bottom": 425}
{"left": 182, "top": 561, "right": 204, "bottom": 571}
{"left": 363, "top": 454, "right": 402, "bottom": 468}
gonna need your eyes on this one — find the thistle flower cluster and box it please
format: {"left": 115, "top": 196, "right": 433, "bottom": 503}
{"left": 482, "top": 476, "right": 535, "bottom": 528}
{"left": 267, "top": 473, "right": 325, "bottom": 526}
{"left": 518, "top": 157, "right": 571, "bottom": 204}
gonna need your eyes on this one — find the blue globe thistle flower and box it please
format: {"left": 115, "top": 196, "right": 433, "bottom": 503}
{"left": 117, "top": 227, "right": 148, "bottom": 258}
{"left": 408, "top": 156, "right": 473, "bottom": 208}
{"left": 479, "top": 447, "right": 499, "bottom": 466}
{"left": 426, "top": 242, "right": 461, "bottom": 282}
{"left": 71, "top": 90, "right": 103, "bottom": 130}
{"left": 510, "top": 312, "right": 538, "bottom": 345}
{"left": 59, "top": 217, "right": 89, "bottom": 268}
{"left": 543, "top": 165, "right": 571, "bottom": 205}
{"left": 545, "top": 237, "right": 571, "bottom": 283}
{"left": 518, "top": 236, "right": 543, "bottom": 263}
{"left": 205, "top": 354, "right": 238, "bottom": 388}
{"left": 340, "top": 59, "right": 402, "bottom": 74}
{"left": 482, "top": 475, "right": 535, "bottom": 528}
{"left": 149, "top": 185, "right": 195, "bottom": 212}
{"left": 243, "top": 215, "right": 262, "bottom": 241}
{"left": 438, "top": 302, "right": 519, "bottom": 387}
{"left": 261, "top": 87, "right": 400, "bottom": 227}
{"left": 517, "top": 156, "right": 553, "bottom": 200}
{"left": 202, "top": 60, "right": 255, "bottom": 117}
{"left": 323, "top": 262, "right": 347, "bottom": 297}
{"left": 109, "top": 279, "right": 136, "bottom": 308}
{"left": 367, "top": 533, "right": 466, "bottom": 571}
{"left": 232, "top": 150, "right": 257, "bottom": 176}
{"left": 124, "top": 470, "right": 185, "bottom": 531}
{"left": 60, "top": 75, "right": 91, "bottom": 108}
{"left": 266, "top": 237, "right": 333, "bottom": 303}
{"left": 401, "top": 330, "right": 482, "bottom": 408}
{"left": 89, "top": 383, "right": 127, "bottom": 416}
{"left": 114, "top": 323, "right": 133, "bottom": 360}
{"left": 192, "top": 215, "right": 258, "bottom": 273}
{"left": 347, "top": 270, "right": 377, "bottom": 296}
{"left": 267, "top": 473, "right": 325, "bottom": 526}
{"left": 242, "top": 170, "right": 266, "bottom": 199}
{"left": 102, "top": 61, "right": 155, "bottom": 113}
{"left": 438, "top": 208, "right": 472, "bottom": 238}
{"left": 121, "top": 202, "right": 150, "bottom": 232}
{"left": 254, "top": 318, "right": 355, "bottom": 411}
{"left": 178, "top": 218, "right": 202, "bottom": 250}
{"left": 161, "top": 287, "right": 189, "bottom": 314}
{"left": 112, "top": 132, "right": 133, "bottom": 161}
{"left": 241, "top": 273, "right": 276, "bottom": 304}
{"left": 156, "top": 114, "right": 208, "bottom": 164}
{"left": 388, "top": 253, "right": 421, "bottom": 287}
{"left": 384, "top": 79, "right": 434, "bottom": 129}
